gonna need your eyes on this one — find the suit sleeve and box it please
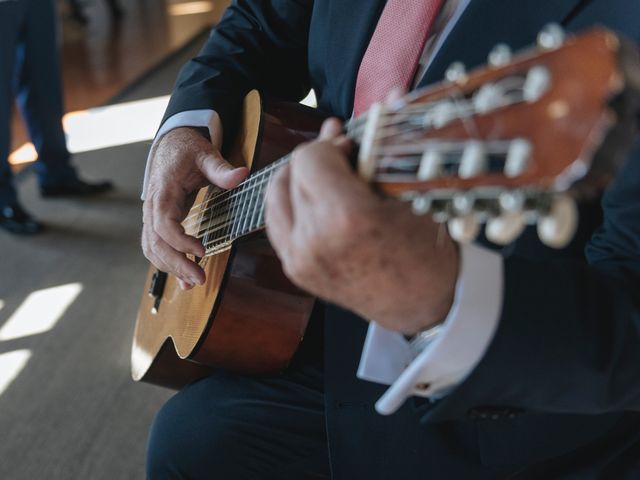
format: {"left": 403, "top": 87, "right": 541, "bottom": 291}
{"left": 418, "top": 139, "right": 640, "bottom": 423}
{"left": 161, "top": 0, "right": 314, "bottom": 146}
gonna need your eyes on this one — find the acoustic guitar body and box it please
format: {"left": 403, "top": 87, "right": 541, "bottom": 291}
{"left": 132, "top": 91, "right": 324, "bottom": 390}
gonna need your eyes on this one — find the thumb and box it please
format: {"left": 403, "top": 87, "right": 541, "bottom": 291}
{"left": 318, "top": 118, "right": 344, "bottom": 140}
{"left": 198, "top": 151, "right": 249, "bottom": 190}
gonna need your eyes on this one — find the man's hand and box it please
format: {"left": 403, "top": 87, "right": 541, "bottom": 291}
{"left": 142, "top": 127, "right": 248, "bottom": 289}
{"left": 265, "top": 119, "right": 460, "bottom": 335}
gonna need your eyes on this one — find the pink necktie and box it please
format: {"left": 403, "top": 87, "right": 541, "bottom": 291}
{"left": 353, "top": 0, "right": 445, "bottom": 117}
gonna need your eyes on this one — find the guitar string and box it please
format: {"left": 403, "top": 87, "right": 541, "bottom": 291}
{"left": 184, "top": 83, "right": 529, "bottom": 244}
{"left": 182, "top": 157, "right": 288, "bottom": 230}
{"left": 180, "top": 113, "right": 428, "bottom": 228}
{"left": 190, "top": 105, "right": 517, "bottom": 242}
{"left": 182, "top": 100, "right": 485, "bottom": 225}
{"left": 178, "top": 102, "right": 462, "bottom": 224}
{"left": 189, "top": 141, "right": 516, "bottom": 247}
{"left": 181, "top": 98, "right": 472, "bottom": 224}
{"left": 189, "top": 182, "right": 271, "bottom": 240}
{"left": 181, "top": 155, "right": 291, "bottom": 225}
{"left": 183, "top": 162, "right": 276, "bottom": 235}
{"left": 184, "top": 133, "right": 502, "bottom": 234}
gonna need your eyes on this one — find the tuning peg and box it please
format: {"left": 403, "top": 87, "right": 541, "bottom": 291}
{"left": 499, "top": 190, "right": 526, "bottom": 213}
{"left": 432, "top": 101, "right": 457, "bottom": 128}
{"left": 430, "top": 197, "right": 452, "bottom": 223}
{"left": 523, "top": 66, "right": 551, "bottom": 102}
{"left": 537, "top": 23, "right": 566, "bottom": 50}
{"left": 448, "top": 215, "right": 480, "bottom": 243}
{"left": 452, "top": 192, "right": 476, "bottom": 216}
{"left": 504, "top": 139, "right": 532, "bottom": 177}
{"left": 459, "top": 141, "right": 487, "bottom": 178}
{"left": 486, "top": 212, "right": 527, "bottom": 245}
{"left": 473, "top": 83, "right": 506, "bottom": 114}
{"left": 445, "top": 62, "right": 467, "bottom": 83}
{"left": 537, "top": 194, "right": 578, "bottom": 248}
{"left": 412, "top": 195, "right": 432, "bottom": 215}
{"left": 417, "top": 150, "right": 442, "bottom": 180}
{"left": 488, "top": 43, "right": 512, "bottom": 67}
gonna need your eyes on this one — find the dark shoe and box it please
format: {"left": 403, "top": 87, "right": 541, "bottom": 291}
{"left": 41, "top": 178, "right": 114, "bottom": 198}
{"left": 107, "top": 0, "right": 124, "bottom": 19}
{"left": 0, "top": 204, "right": 44, "bottom": 235}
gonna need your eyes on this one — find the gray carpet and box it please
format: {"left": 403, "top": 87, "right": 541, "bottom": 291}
{"left": 0, "top": 33, "right": 208, "bottom": 480}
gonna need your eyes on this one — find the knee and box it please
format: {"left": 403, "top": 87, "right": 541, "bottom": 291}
{"left": 146, "top": 394, "right": 191, "bottom": 480}
{"left": 145, "top": 383, "right": 241, "bottom": 480}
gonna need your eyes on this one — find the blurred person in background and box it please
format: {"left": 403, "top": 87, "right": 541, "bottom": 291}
{"left": 67, "top": 0, "right": 124, "bottom": 25}
{"left": 0, "top": 0, "right": 114, "bottom": 235}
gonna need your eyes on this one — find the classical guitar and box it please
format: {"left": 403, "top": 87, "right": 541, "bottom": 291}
{"left": 132, "top": 27, "right": 640, "bottom": 389}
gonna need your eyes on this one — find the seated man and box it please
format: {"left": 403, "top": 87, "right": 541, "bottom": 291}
{"left": 142, "top": 0, "right": 640, "bottom": 478}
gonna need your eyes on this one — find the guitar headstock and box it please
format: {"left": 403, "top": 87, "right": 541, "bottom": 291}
{"left": 354, "top": 26, "right": 640, "bottom": 248}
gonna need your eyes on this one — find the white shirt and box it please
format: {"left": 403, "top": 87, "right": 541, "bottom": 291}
{"left": 143, "top": 0, "right": 504, "bottom": 415}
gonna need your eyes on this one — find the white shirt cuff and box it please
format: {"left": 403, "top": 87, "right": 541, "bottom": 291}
{"left": 141, "top": 109, "right": 222, "bottom": 200}
{"left": 356, "top": 242, "right": 504, "bottom": 415}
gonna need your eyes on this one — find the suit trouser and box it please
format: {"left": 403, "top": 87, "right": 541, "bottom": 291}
{"left": 0, "top": 0, "right": 73, "bottom": 205}
{"left": 145, "top": 312, "right": 331, "bottom": 480}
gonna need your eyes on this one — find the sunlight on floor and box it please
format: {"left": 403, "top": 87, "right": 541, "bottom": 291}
{"left": 169, "top": 1, "right": 214, "bottom": 16}
{"left": 10, "top": 90, "right": 319, "bottom": 166}
{"left": 0, "top": 350, "right": 32, "bottom": 397}
{"left": 64, "top": 96, "right": 171, "bottom": 154}
{"left": 9, "top": 96, "right": 170, "bottom": 165}
{"left": 0, "top": 283, "right": 83, "bottom": 342}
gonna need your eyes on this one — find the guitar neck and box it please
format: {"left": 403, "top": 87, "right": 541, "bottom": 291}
{"left": 190, "top": 119, "right": 365, "bottom": 257}
{"left": 190, "top": 155, "right": 290, "bottom": 256}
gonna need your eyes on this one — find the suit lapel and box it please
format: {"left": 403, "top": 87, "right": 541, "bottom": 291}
{"left": 419, "top": 0, "right": 585, "bottom": 88}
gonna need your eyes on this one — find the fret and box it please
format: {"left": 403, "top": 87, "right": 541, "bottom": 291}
{"left": 240, "top": 179, "right": 253, "bottom": 236}
{"left": 231, "top": 180, "right": 248, "bottom": 240}
{"left": 202, "top": 188, "right": 216, "bottom": 247}
{"left": 227, "top": 185, "right": 240, "bottom": 242}
{"left": 241, "top": 174, "right": 256, "bottom": 235}
{"left": 223, "top": 185, "right": 238, "bottom": 244}
{"left": 193, "top": 191, "right": 208, "bottom": 239}
{"left": 257, "top": 169, "right": 272, "bottom": 228}
{"left": 207, "top": 189, "right": 226, "bottom": 250}
{"left": 249, "top": 176, "right": 263, "bottom": 231}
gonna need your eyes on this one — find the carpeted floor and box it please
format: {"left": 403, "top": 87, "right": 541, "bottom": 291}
{"left": 0, "top": 33, "right": 208, "bottom": 480}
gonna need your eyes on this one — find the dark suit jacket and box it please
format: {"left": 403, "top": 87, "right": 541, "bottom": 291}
{"left": 162, "top": 0, "right": 640, "bottom": 478}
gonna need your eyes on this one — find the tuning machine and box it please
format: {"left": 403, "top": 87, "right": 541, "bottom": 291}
{"left": 536, "top": 193, "right": 578, "bottom": 248}
{"left": 488, "top": 43, "right": 512, "bottom": 67}
{"left": 412, "top": 193, "right": 453, "bottom": 223}
{"left": 445, "top": 62, "right": 467, "bottom": 83}
{"left": 537, "top": 23, "right": 566, "bottom": 50}
{"left": 485, "top": 190, "right": 528, "bottom": 245}
{"left": 448, "top": 192, "right": 480, "bottom": 243}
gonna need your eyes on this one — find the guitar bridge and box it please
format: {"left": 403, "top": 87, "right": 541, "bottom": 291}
{"left": 148, "top": 270, "right": 168, "bottom": 314}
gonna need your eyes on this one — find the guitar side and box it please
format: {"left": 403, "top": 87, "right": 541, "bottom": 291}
{"left": 131, "top": 91, "right": 324, "bottom": 389}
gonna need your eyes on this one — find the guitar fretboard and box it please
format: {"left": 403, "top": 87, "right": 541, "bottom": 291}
{"left": 186, "top": 156, "right": 290, "bottom": 255}
{"left": 185, "top": 118, "right": 366, "bottom": 257}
